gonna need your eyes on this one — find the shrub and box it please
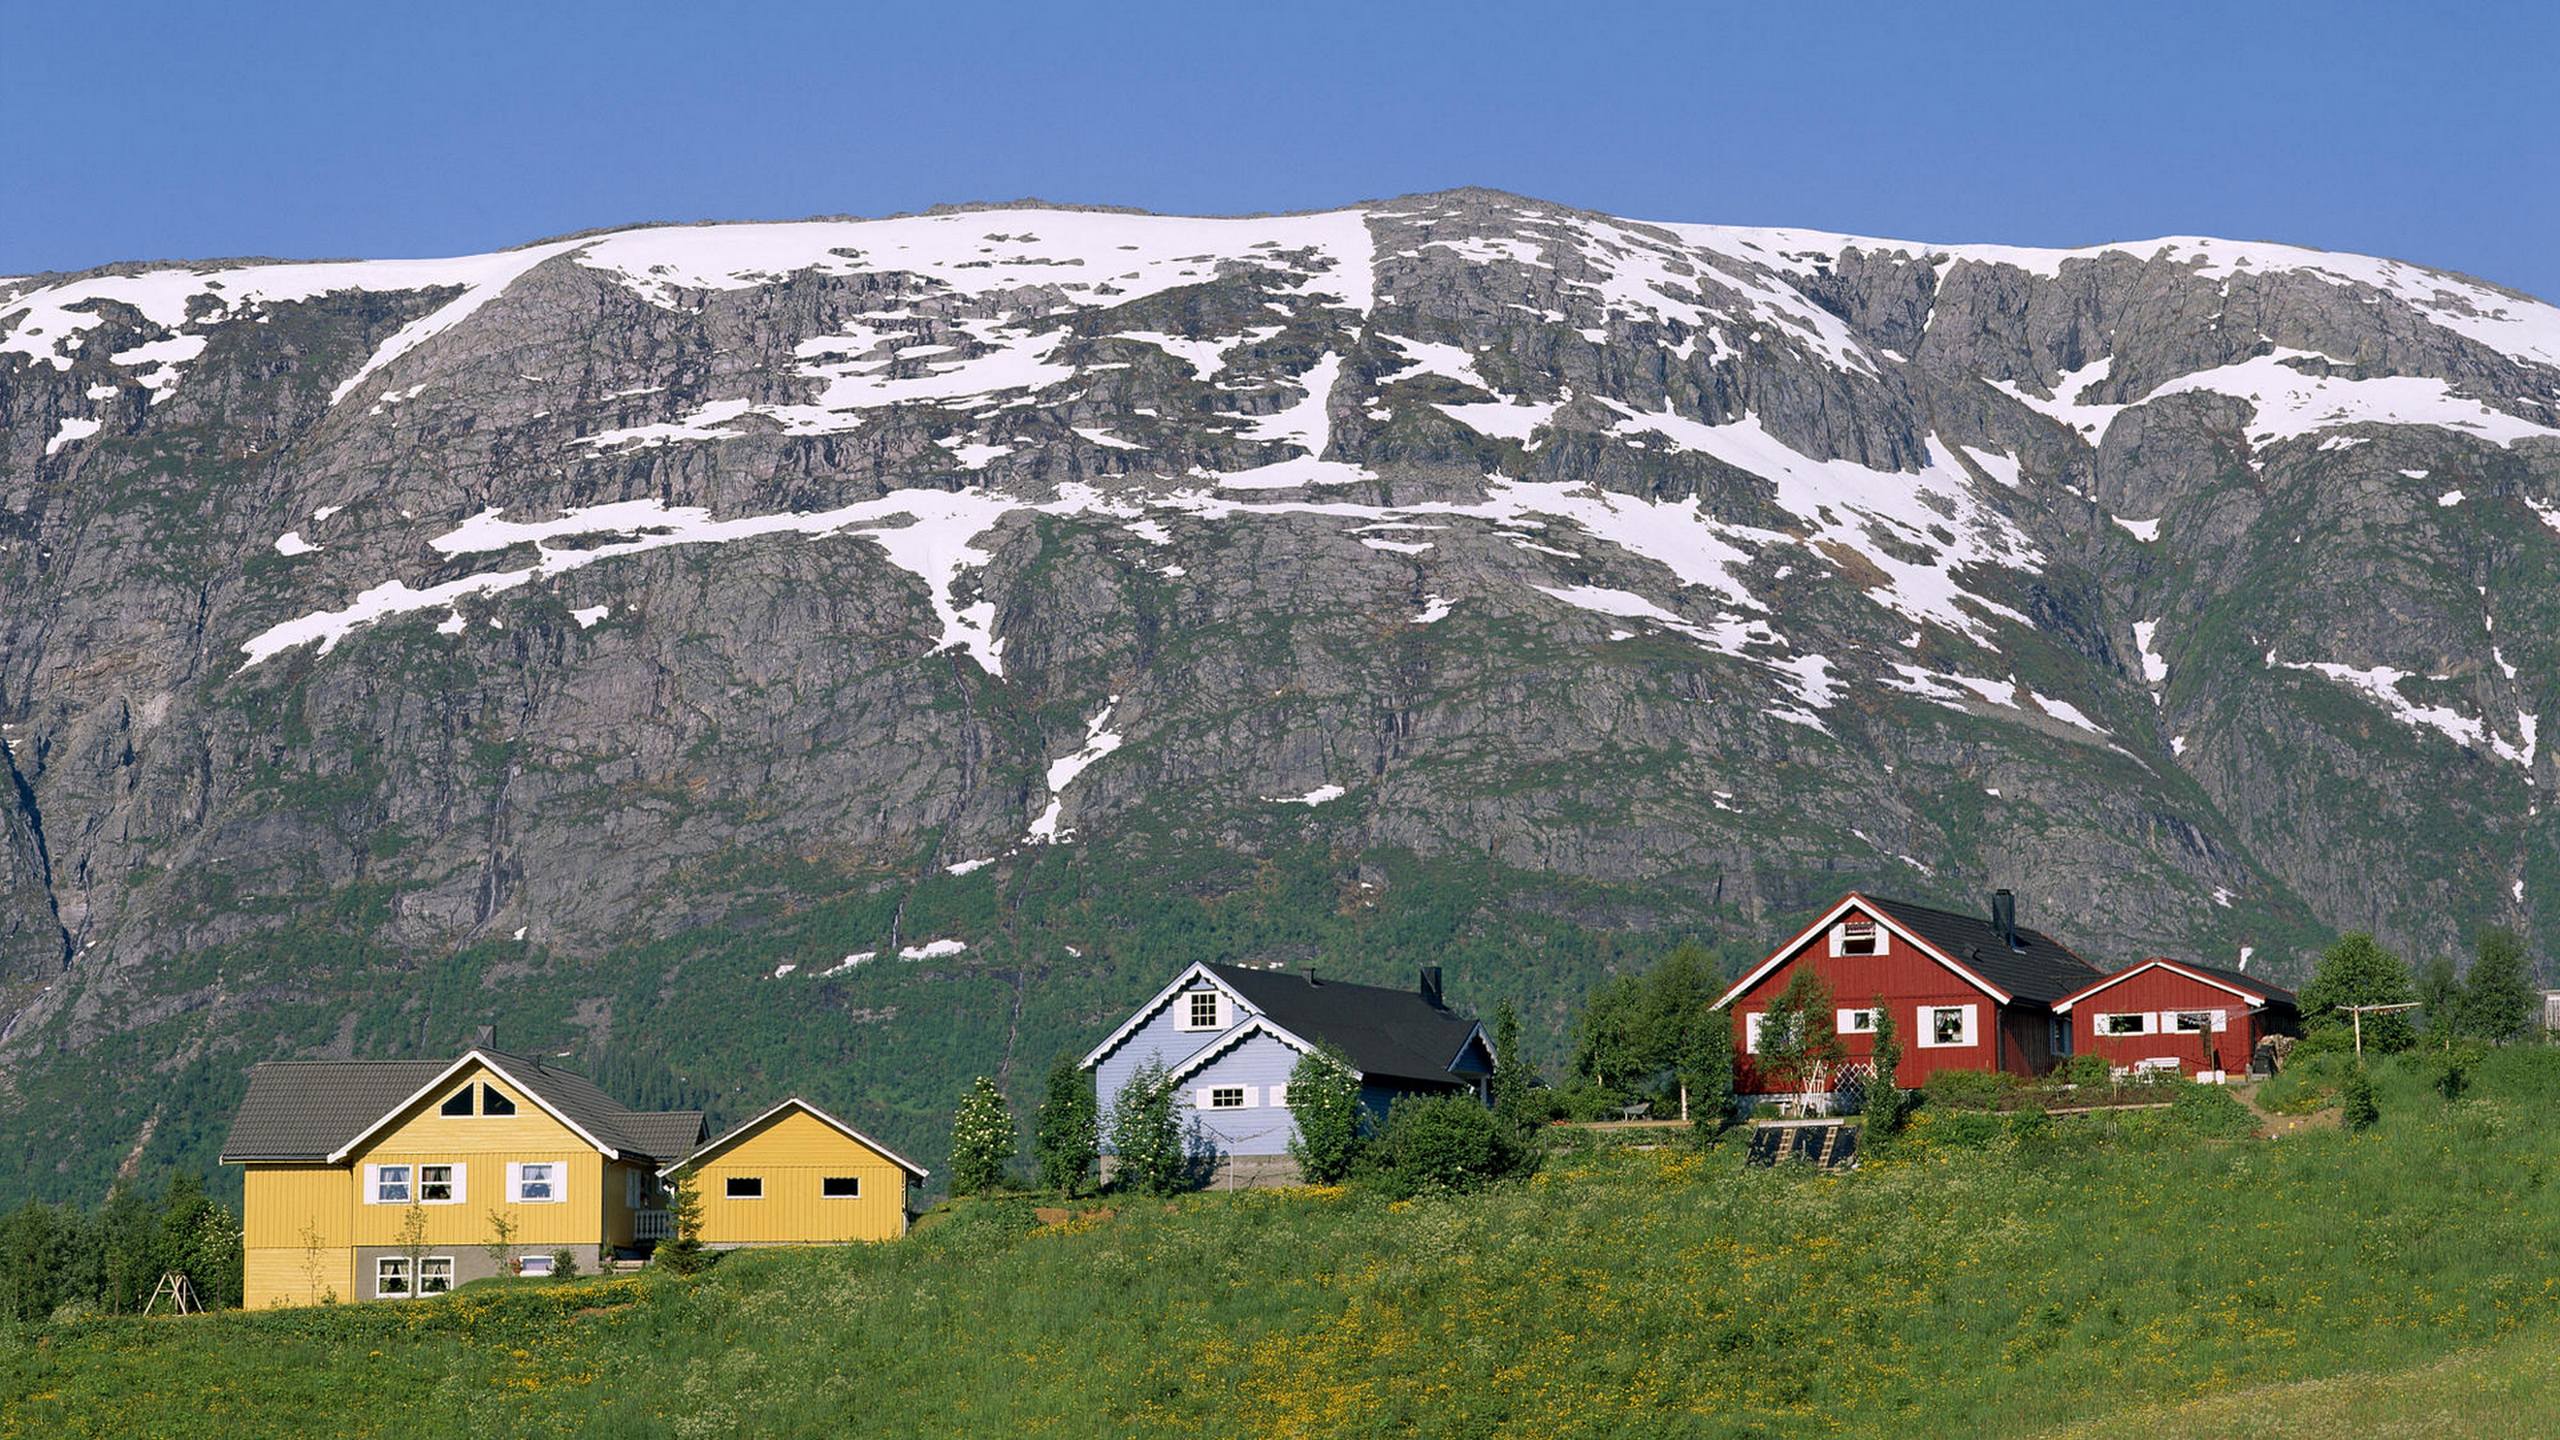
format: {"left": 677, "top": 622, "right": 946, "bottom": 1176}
{"left": 1286, "top": 1044, "right": 1367, "bottom": 1184}
{"left": 1032, "top": 1057, "right": 1099, "bottom": 1197}
{"left": 1365, "top": 1093, "right": 1511, "bottom": 1198}
{"left": 2341, "top": 1067, "right": 2381, "bottom": 1132}
{"left": 547, "top": 1248, "right": 580, "bottom": 1282}
{"left": 1106, "top": 1060, "right": 1187, "bottom": 1196}
{"left": 654, "top": 1176, "right": 708, "bottom": 1276}
{"left": 1681, "top": 1006, "right": 1737, "bottom": 1140}
{"left": 2257, "top": 1056, "right": 2339, "bottom": 1115}
{"left": 948, "top": 1076, "right": 1017, "bottom": 1197}
{"left": 1911, "top": 1110, "right": 2008, "bottom": 1151}
{"left": 2168, "top": 1085, "right": 2257, "bottom": 1138}
{"left": 2054, "top": 1054, "right": 2112, "bottom": 1089}
{"left": 1920, "top": 1069, "right": 2015, "bottom": 1112}
{"left": 1545, "top": 1079, "right": 1625, "bottom": 1124}
{"left": 2429, "top": 1041, "right": 2487, "bottom": 1101}
{"left": 1860, "top": 1004, "right": 1909, "bottom": 1139}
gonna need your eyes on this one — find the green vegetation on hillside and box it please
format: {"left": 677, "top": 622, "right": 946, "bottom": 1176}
{"left": 11, "top": 1050, "right": 2560, "bottom": 1437}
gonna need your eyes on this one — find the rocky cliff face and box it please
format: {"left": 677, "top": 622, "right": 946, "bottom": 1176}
{"left": 5, "top": 190, "right": 2557, "bottom": 1195}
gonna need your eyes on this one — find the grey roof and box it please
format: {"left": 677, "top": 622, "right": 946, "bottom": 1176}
{"left": 618, "top": 1108, "right": 711, "bottom": 1162}
{"left": 219, "top": 1060, "right": 451, "bottom": 1163}
{"left": 2142, "top": 958, "right": 2299, "bottom": 1010}
{"left": 1860, "top": 894, "right": 2105, "bottom": 1006}
{"left": 220, "top": 1049, "right": 704, "bottom": 1165}
{"left": 1205, "top": 963, "right": 1481, "bottom": 1087}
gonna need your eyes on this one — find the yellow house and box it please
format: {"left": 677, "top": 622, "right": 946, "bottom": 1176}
{"left": 661, "top": 1097, "right": 928, "bottom": 1246}
{"left": 221, "top": 1041, "right": 705, "bottom": 1307}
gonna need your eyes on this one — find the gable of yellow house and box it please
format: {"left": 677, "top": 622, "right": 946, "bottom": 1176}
{"left": 662, "top": 1098, "right": 927, "bottom": 1247}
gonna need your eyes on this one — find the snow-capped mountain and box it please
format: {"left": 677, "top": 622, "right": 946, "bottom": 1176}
{"left": 5, "top": 189, "right": 2557, "bottom": 1193}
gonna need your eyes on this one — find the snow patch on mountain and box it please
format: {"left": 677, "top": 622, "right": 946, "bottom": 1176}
{"left": 44, "top": 416, "right": 99, "bottom": 455}
{"left": 1027, "top": 698, "right": 1124, "bottom": 843}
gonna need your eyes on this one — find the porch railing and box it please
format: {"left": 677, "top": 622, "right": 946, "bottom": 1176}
{"left": 634, "top": 1209, "right": 673, "bottom": 1241}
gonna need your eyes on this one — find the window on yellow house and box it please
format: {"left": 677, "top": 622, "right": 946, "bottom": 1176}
{"left": 509, "top": 1162, "right": 561, "bottom": 1203}
{"left": 481, "top": 1085, "right": 517, "bottom": 1116}
{"left": 419, "top": 1258, "right": 454, "bottom": 1296}
{"left": 822, "top": 1176, "right": 860, "bottom": 1198}
{"left": 726, "top": 1176, "right": 763, "bottom": 1199}
{"left": 440, "top": 1088, "right": 474, "bottom": 1117}
{"left": 420, "top": 1164, "right": 458, "bottom": 1203}
{"left": 377, "top": 1257, "right": 411, "bottom": 1298}
{"left": 371, "top": 1164, "right": 412, "bottom": 1203}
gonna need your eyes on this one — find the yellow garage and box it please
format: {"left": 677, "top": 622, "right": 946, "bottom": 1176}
{"left": 663, "top": 1098, "right": 927, "bottom": 1246}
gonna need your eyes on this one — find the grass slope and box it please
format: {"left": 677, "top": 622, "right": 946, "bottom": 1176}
{"left": 9, "top": 1053, "right": 2560, "bottom": 1438}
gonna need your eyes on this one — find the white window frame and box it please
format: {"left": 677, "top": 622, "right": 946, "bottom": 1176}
{"left": 725, "top": 1175, "right": 765, "bottom": 1200}
{"left": 821, "top": 1175, "right": 861, "bottom": 1199}
{"left": 1268, "top": 1084, "right": 1289, "bottom": 1108}
{"left": 517, "top": 1254, "right": 554, "bottom": 1278}
{"left": 419, "top": 1162, "right": 465, "bottom": 1205}
{"left": 1828, "top": 920, "right": 1887, "bottom": 958}
{"left": 507, "top": 1161, "right": 565, "bottom": 1204}
{"left": 2168, "top": 1009, "right": 2228, "bottom": 1034}
{"left": 1178, "top": 989, "right": 1230, "bottom": 1032}
{"left": 419, "top": 1256, "right": 454, "bottom": 1297}
{"left": 376, "top": 1255, "right": 412, "bottom": 1298}
{"left": 366, "top": 1163, "right": 413, "bottom": 1205}
{"left": 1197, "top": 1085, "right": 1251, "bottom": 1110}
{"left": 2096, "top": 1011, "right": 2155, "bottom": 1037}
{"left": 1916, "top": 1004, "right": 1979, "bottom": 1049}
{"left": 625, "top": 1169, "right": 642, "bottom": 1210}
{"left": 1836, "top": 1008, "right": 1878, "bottom": 1035}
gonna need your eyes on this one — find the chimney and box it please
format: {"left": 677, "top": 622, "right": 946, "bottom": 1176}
{"left": 1991, "top": 889, "right": 2019, "bottom": 948}
{"left": 1419, "top": 965, "right": 1444, "bottom": 1008}
{"left": 1301, "top": 967, "right": 1321, "bottom": 986}
{"left": 474, "top": 1024, "right": 496, "bottom": 1050}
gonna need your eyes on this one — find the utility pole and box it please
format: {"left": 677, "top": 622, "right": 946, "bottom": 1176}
{"left": 2336, "top": 1001, "right": 2423, "bottom": 1056}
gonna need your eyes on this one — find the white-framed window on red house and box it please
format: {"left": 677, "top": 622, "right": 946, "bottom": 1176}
{"left": 2170, "top": 1010, "right": 2227, "bottom": 1034}
{"left": 2097, "top": 1012, "right": 2154, "bottom": 1037}
{"left": 1830, "top": 918, "right": 1883, "bottom": 957}
{"left": 1917, "top": 1004, "right": 1978, "bottom": 1048}
{"left": 1743, "top": 1012, "right": 1803, "bottom": 1054}
{"left": 1836, "top": 1008, "right": 1879, "bottom": 1035}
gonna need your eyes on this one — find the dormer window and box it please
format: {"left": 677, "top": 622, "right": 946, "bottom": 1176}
{"left": 480, "top": 1085, "right": 517, "bottom": 1116}
{"left": 1179, "top": 989, "right": 1228, "bottom": 1031}
{"left": 1832, "top": 918, "right": 1883, "bottom": 957}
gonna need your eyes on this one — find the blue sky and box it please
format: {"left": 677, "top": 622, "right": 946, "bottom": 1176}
{"left": 8, "top": 1, "right": 2556, "bottom": 299}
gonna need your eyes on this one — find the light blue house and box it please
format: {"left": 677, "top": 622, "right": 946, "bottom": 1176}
{"left": 1082, "top": 961, "right": 1496, "bottom": 1186}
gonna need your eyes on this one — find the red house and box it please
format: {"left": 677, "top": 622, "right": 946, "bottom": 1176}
{"left": 2053, "top": 958, "right": 2299, "bottom": 1081}
{"left": 1715, "top": 889, "right": 2103, "bottom": 1099}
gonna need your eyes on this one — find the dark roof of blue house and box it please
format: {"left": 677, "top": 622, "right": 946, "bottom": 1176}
{"left": 1205, "top": 963, "right": 1482, "bottom": 1087}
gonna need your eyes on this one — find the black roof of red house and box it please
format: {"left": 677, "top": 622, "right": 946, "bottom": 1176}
{"left": 2058, "top": 957, "right": 2299, "bottom": 1011}
{"left": 1856, "top": 894, "right": 2105, "bottom": 1005}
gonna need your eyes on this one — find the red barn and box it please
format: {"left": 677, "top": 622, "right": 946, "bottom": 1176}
{"left": 1715, "top": 889, "right": 2104, "bottom": 1101}
{"left": 2053, "top": 958, "right": 2299, "bottom": 1081}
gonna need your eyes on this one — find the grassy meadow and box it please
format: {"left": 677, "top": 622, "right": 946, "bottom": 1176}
{"left": 9, "top": 1050, "right": 2560, "bottom": 1438}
